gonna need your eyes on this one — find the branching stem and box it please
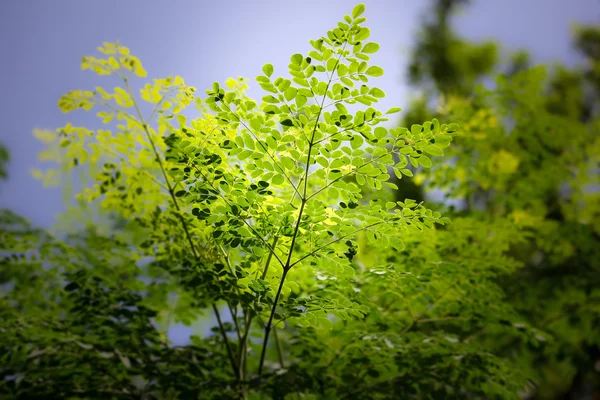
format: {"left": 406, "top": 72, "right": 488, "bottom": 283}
{"left": 257, "top": 43, "right": 346, "bottom": 378}
{"left": 122, "top": 77, "right": 239, "bottom": 379}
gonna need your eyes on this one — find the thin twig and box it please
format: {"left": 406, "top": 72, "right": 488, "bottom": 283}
{"left": 122, "top": 77, "right": 239, "bottom": 378}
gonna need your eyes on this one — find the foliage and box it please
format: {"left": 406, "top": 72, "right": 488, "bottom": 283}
{"left": 4, "top": 4, "right": 521, "bottom": 399}
{"left": 1, "top": 211, "right": 236, "bottom": 399}
{"left": 407, "top": 0, "right": 499, "bottom": 98}
{"left": 2, "top": 2, "right": 598, "bottom": 399}
{"left": 402, "top": 1, "right": 600, "bottom": 398}
{"left": 0, "top": 143, "right": 8, "bottom": 180}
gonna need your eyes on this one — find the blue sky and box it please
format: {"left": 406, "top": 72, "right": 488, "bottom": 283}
{"left": 1, "top": 0, "right": 598, "bottom": 228}
{"left": 0, "top": 1, "right": 598, "bottom": 343}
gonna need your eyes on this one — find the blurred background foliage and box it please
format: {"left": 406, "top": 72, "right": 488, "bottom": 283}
{"left": 396, "top": 0, "right": 600, "bottom": 398}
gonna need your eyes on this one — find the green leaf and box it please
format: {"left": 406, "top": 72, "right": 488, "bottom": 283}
{"left": 296, "top": 95, "right": 307, "bottom": 107}
{"left": 370, "top": 88, "right": 385, "bottom": 98}
{"left": 341, "top": 77, "right": 355, "bottom": 87}
{"left": 365, "top": 66, "right": 383, "bottom": 77}
{"left": 386, "top": 107, "right": 402, "bottom": 114}
{"left": 393, "top": 167, "right": 402, "bottom": 179}
{"left": 411, "top": 124, "right": 421, "bottom": 136}
{"left": 262, "top": 63, "right": 274, "bottom": 77}
{"left": 419, "top": 155, "right": 432, "bottom": 168}
{"left": 281, "top": 156, "right": 295, "bottom": 169}
{"left": 327, "top": 58, "right": 338, "bottom": 72}
{"left": 366, "top": 230, "right": 377, "bottom": 243}
{"left": 291, "top": 53, "right": 303, "bottom": 66}
{"left": 432, "top": 118, "right": 440, "bottom": 134}
{"left": 351, "top": 134, "right": 364, "bottom": 150}
{"left": 272, "top": 174, "right": 285, "bottom": 185}
{"left": 374, "top": 127, "right": 387, "bottom": 139}
{"left": 409, "top": 157, "right": 418, "bottom": 169}
{"left": 355, "top": 27, "right": 371, "bottom": 41}
{"left": 352, "top": 4, "right": 365, "bottom": 18}
{"left": 239, "top": 150, "right": 252, "bottom": 160}
{"left": 308, "top": 50, "right": 323, "bottom": 61}
{"left": 263, "top": 95, "right": 279, "bottom": 104}
{"left": 362, "top": 42, "right": 380, "bottom": 53}
{"left": 328, "top": 187, "right": 339, "bottom": 199}
{"left": 424, "top": 145, "right": 444, "bottom": 156}
{"left": 284, "top": 87, "right": 297, "bottom": 101}
{"left": 316, "top": 157, "right": 329, "bottom": 167}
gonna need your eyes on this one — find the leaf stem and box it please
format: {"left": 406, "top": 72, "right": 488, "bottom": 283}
{"left": 261, "top": 236, "right": 280, "bottom": 279}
